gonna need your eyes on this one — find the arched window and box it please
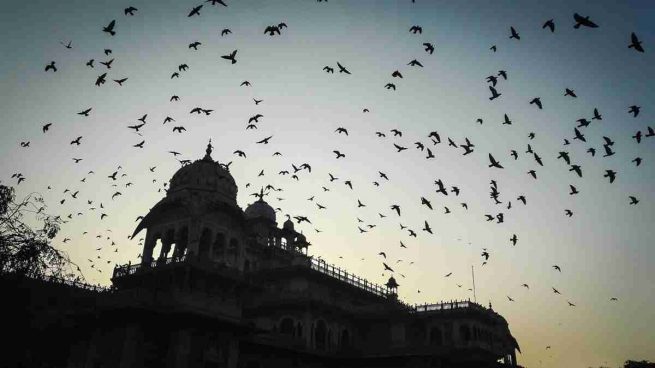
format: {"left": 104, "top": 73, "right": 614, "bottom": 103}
{"left": 280, "top": 318, "right": 294, "bottom": 336}
{"left": 459, "top": 325, "right": 471, "bottom": 343}
{"left": 315, "top": 320, "right": 327, "bottom": 350}
{"left": 429, "top": 327, "right": 443, "bottom": 346}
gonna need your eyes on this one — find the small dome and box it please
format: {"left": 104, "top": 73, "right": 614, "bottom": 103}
{"left": 283, "top": 218, "right": 295, "bottom": 231}
{"left": 245, "top": 199, "right": 276, "bottom": 222}
{"left": 167, "top": 141, "right": 237, "bottom": 205}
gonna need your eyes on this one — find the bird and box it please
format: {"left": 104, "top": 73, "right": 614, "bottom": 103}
{"left": 264, "top": 25, "right": 281, "bottom": 36}
{"left": 629, "top": 196, "right": 639, "bottom": 205}
{"left": 337, "top": 62, "right": 351, "bottom": 74}
{"left": 628, "top": 105, "right": 640, "bottom": 117}
{"left": 488, "top": 154, "right": 503, "bottom": 169}
{"left": 42, "top": 123, "right": 52, "bottom": 132}
{"left": 385, "top": 83, "right": 396, "bottom": 90}
{"left": 333, "top": 150, "right": 345, "bottom": 159}
{"left": 573, "top": 128, "right": 586, "bottom": 142}
{"left": 409, "top": 25, "right": 422, "bottom": 34}
{"left": 489, "top": 86, "right": 501, "bottom": 100}
{"left": 604, "top": 170, "right": 617, "bottom": 183}
{"left": 335, "top": 127, "right": 348, "bottom": 135}
{"left": 423, "top": 43, "right": 435, "bottom": 54}
{"left": 553, "top": 265, "right": 561, "bottom": 272}
{"left": 133, "top": 140, "right": 145, "bottom": 148}
{"left": 221, "top": 28, "right": 232, "bottom": 36}
{"left": 422, "top": 220, "right": 432, "bottom": 234}
{"left": 124, "top": 6, "right": 137, "bottom": 15}
{"left": 189, "top": 41, "right": 202, "bottom": 50}
{"left": 529, "top": 97, "right": 543, "bottom": 109}
{"left": 509, "top": 26, "right": 520, "bottom": 40}
{"left": 103, "top": 20, "right": 116, "bottom": 36}
{"left": 628, "top": 32, "right": 645, "bottom": 52}
{"left": 206, "top": 0, "right": 228, "bottom": 6}
{"left": 188, "top": 5, "right": 203, "bottom": 17}
{"left": 60, "top": 40, "right": 72, "bottom": 49}
{"left": 552, "top": 287, "right": 561, "bottom": 294}
{"left": 391, "top": 70, "right": 403, "bottom": 78}
{"left": 573, "top": 13, "right": 598, "bottom": 29}
{"left": 257, "top": 136, "right": 273, "bottom": 144}
{"left": 323, "top": 66, "right": 334, "bottom": 73}
{"left": 592, "top": 108, "right": 602, "bottom": 120}
{"left": 100, "top": 59, "right": 114, "bottom": 69}
{"left": 95, "top": 73, "right": 107, "bottom": 86}
{"left": 569, "top": 185, "right": 579, "bottom": 195}
{"left": 221, "top": 50, "right": 237, "bottom": 64}
{"left": 70, "top": 136, "right": 82, "bottom": 145}
{"left": 407, "top": 59, "right": 423, "bottom": 67}
{"left": 543, "top": 19, "right": 555, "bottom": 32}
{"left": 391, "top": 205, "right": 401, "bottom": 216}
{"left": 113, "top": 78, "right": 128, "bottom": 86}
{"left": 564, "top": 88, "right": 577, "bottom": 98}
{"left": 393, "top": 144, "right": 407, "bottom": 152}
{"left": 173, "top": 126, "right": 186, "bottom": 133}
{"left": 510, "top": 234, "right": 518, "bottom": 246}
{"left": 45, "top": 61, "right": 57, "bottom": 72}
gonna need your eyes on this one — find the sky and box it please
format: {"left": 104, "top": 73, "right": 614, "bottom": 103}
{"left": 0, "top": 0, "right": 654, "bottom": 367}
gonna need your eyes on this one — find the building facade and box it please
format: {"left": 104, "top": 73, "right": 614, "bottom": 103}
{"left": 62, "top": 142, "right": 520, "bottom": 368}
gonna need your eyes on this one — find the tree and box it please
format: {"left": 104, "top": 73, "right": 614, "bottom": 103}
{"left": 0, "top": 184, "right": 76, "bottom": 279}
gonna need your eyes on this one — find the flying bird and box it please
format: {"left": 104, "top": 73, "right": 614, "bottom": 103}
{"left": 573, "top": 13, "right": 598, "bottom": 29}
{"left": 628, "top": 32, "right": 645, "bottom": 52}
{"left": 103, "top": 20, "right": 116, "bottom": 36}
{"left": 221, "top": 50, "right": 238, "bottom": 64}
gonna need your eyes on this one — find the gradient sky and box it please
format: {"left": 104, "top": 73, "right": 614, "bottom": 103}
{"left": 1, "top": 0, "right": 654, "bottom": 367}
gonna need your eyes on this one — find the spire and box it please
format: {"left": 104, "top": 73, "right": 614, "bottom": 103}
{"left": 256, "top": 187, "right": 266, "bottom": 201}
{"left": 203, "top": 139, "right": 213, "bottom": 161}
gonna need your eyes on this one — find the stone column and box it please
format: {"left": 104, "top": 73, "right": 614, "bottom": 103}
{"left": 186, "top": 219, "right": 201, "bottom": 259}
{"left": 142, "top": 229, "right": 157, "bottom": 267}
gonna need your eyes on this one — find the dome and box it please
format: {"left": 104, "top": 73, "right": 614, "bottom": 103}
{"left": 167, "top": 141, "right": 238, "bottom": 205}
{"left": 245, "top": 199, "right": 276, "bottom": 222}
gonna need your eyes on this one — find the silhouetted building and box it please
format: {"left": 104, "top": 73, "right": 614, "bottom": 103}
{"left": 8, "top": 142, "right": 521, "bottom": 368}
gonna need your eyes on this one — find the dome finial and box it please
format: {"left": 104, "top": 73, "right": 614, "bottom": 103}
{"left": 203, "top": 138, "right": 213, "bottom": 161}
{"left": 256, "top": 187, "right": 266, "bottom": 201}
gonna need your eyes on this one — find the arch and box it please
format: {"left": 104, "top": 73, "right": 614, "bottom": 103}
{"left": 280, "top": 317, "right": 295, "bottom": 336}
{"left": 429, "top": 326, "right": 443, "bottom": 346}
{"left": 314, "top": 320, "right": 327, "bottom": 350}
{"left": 459, "top": 325, "right": 471, "bottom": 343}
{"left": 151, "top": 237, "right": 162, "bottom": 264}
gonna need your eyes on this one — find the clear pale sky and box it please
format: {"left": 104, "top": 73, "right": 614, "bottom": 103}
{"left": 1, "top": 0, "right": 654, "bottom": 367}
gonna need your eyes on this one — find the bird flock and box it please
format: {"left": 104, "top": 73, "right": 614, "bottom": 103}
{"left": 4, "top": 1, "right": 653, "bottom": 359}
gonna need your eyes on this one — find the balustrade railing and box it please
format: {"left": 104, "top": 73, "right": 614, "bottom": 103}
{"left": 112, "top": 254, "right": 187, "bottom": 278}
{"left": 310, "top": 258, "right": 389, "bottom": 297}
{"left": 411, "top": 300, "right": 484, "bottom": 313}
